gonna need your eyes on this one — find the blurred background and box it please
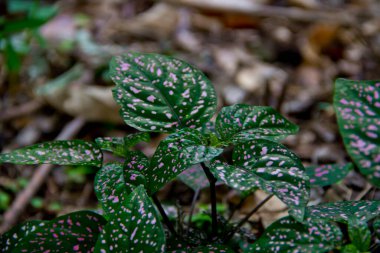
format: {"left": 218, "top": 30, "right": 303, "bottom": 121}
{"left": 1, "top": 0, "right": 380, "bottom": 234}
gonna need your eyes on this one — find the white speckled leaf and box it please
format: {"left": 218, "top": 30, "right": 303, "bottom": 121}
{"left": 334, "top": 79, "right": 380, "bottom": 187}
{"left": 246, "top": 216, "right": 342, "bottom": 253}
{"left": 306, "top": 163, "right": 353, "bottom": 187}
{"left": 9, "top": 211, "right": 106, "bottom": 253}
{"left": 148, "top": 129, "right": 223, "bottom": 194}
{"left": 231, "top": 139, "right": 309, "bottom": 221}
{"left": 94, "top": 163, "right": 146, "bottom": 217}
{"left": 305, "top": 200, "right": 380, "bottom": 224}
{"left": 0, "top": 140, "right": 103, "bottom": 167}
{"left": 95, "top": 133, "right": 150, "bottom": 157}
{"left": 348, "top": 218, "right": 371, "bottom": 252}
{"left": 110, "top": 52, "right": 217, "bottom": 132}
{"left": 94, "top": 186, "right": 165, "bottom": 253}
{"left": 215, "top": 105, "right": 298, "bottom": 144}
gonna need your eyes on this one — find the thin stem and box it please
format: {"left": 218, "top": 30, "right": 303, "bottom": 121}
{"left": 187, "top": 188, "right": 200, "bottom": 235}
{"left": 152, "top": 194, "right": 177, "bottom": 237}
{"left": 200, "top": 162, "right": 218, "bottom": 238}
{"left": 225, "top": 194, "right": 274, "bottom": 242}
{"left": 227, "top": 196, "right": 247, "bottom": 222}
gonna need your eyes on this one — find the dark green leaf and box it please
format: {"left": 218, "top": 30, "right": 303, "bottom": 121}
{"left": 95, "top": 133, "right": 150, "bottom": 157}
{"left": 4, "top": 39, "right": 21, "bottom": 73}
{"left": 334, "top": 78, "right": 380, "bottom": 187}
{"left": 246, "top": 216, "right": 342, "bottom": 253}
{"left": 177, "top": 165, "right": 209, "bottom": 191}
{"left": 341, "top": 244, "right": 360, "bottom": 253}
{"left": 215, "top": 104, "right": 298, "bottom": 144}
{"left": 147, "top": 129, "right": 223, "bottom": 194}
{"left": 94, "top": 163, "right": 146, "bottom": 217}
{"left": 306, "top": 200, "right": 380, "bottom": 223}
{"left": 94, "top": 186, "right": 165, "bottom": 253}
{"left": 348, "top": 218, "right": 371, "bottom": 252}
{"left": 110, "top": 52, "right": 217, "bottom": 132}
{"left": 231, "top": 139, "right": 309, "bottom": 221}
{"left": 172, "top": 244, "right": 234, "bottom": 253}
{"left": 6, "top": 211, "right": 106, "bottom": 252}
{"left": 0, "top": 140, "right": 103, "bottom": 167}
{"left": 306, "top": 163, "right": 353, "bottom": 187}
{"left": 374, "top": 218, "right": 380, "bottom": 239}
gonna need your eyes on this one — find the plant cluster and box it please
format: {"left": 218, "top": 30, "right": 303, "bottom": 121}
{"left": 1, "top": 52, "right": 379, "bottom": 252}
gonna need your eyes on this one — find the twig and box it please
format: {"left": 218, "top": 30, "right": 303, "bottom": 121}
{"left": 162, "top": 0, "right": 355, "bottom": 25}
{"left": 0, "top": 117, "right": 85, "bottom": 234}
{"left": 225, "top": 194, "right": 274, "bottom": 242}
{"left": 152, "top": 193, "right": 178, "bottom": 237}
{"left": 0, "top": 100, "right": 43, "bottom": 122}
{"left": 227, "top": 195, "right": 247, "bottom": 222}
{"left": 187, "top": 188, "right": 200, "bottom": 234}
{"left": 200, "top": 162, "right": 218, "bottom": 238}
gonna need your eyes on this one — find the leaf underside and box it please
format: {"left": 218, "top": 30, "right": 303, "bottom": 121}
{"left": 94, "top": 186, "right": 165, "bottom": 253}
{"left": 110, "top": 52, "right": 217, "bottom": 132}
{"left": 0, "top": 140, "right": 103, "bottom": 167}
{"left": 247, "top": 216, "right": 342, "bottom": 253}
{"left": 334, "top": 79, "right": 380, "bottom": 187}
{"left": 177, "top": 165, "right": 210, "bottom": 191}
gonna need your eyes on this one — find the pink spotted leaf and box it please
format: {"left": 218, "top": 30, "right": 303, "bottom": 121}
{"left": 172, "top": 244, "right": 234, "bottom": 253}
{"left": 94, "top": 162, "right": 146, "bottom": 217}
{"left": 0, "top": 140, "right": 103, "bottom": 167}
{"left": 305, "top": 200, "right": 380, "bottom": 224}
{"left": 334, "top": 78, "right": 380, "bottom": 187}
{"left": 246, "top": 216, "right": 342, "bottom": 253}
{"left": 147, "top": 129, "right": 223, "bottom": 194}
{"left": 177, "top": 165, "right": 210, "bottom": 191}
{"left": 231, "top": 139, "right": 309, "bottom": 221}
{"left": 7, "top": 211, "right": 106, "bottom": 252}
{"left": 94, "top": 186, "right": 165, "bottom": 253}
{"left": 306, "top": 163, "right": 353, "bottom": 187}
{"left": 215, "top": 105, "right": 298, "bottom": 144}
{"left": 110, "top": 52, "right": 217, "bottom": 132}
{"left": 95, "top": 132, "right": 150, "bottom": 157}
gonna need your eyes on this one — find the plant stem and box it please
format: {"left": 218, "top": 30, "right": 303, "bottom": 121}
{"left": 227, "top": 196, "right": 247, "bottom": 222}
{"left": 200, "top": 162, "right": 218, "bottom": 238}
{"left": 152, "top": 194, "right": 177, "bottom": 237}
{"left": 225, "top": 194, "right": 274, "bottom": 242}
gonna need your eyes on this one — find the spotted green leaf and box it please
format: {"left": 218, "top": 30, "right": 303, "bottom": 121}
{"left": 374, "top": 218, "right": 380, "bottom": 239}
{"left": 94, "top": 186, "right": 165, "bottom": 253}
{"left": 0, "top": 140, "right": 103, "bottom": 167}
{"left": 306, "top": 163, "right": 353, "bottom": 187}
{"left": 230, "top": 139, "right": 309, "bottom": 221}
{"left": 177, "top": 165, "right": 210, "bottom": 191}
{"left": 246, "top": 216, "right": 342, "bottom": 253}
{"left": 4, "top": 211, "right": 106, "bottom": 253}
{"left": 334, "top": 79, "right": 380, "bottom": 187}
{"left": 95, "top": 133, "right": 150, "bottom": 157}
{"left": 172, "top": 244, "right": 234, "bottom": 253}
{"left": 110, "top": 52, "right": 217, "bottom": 132}
{"left": 305, "top": 200, "right": 380, "bottom": 223}
{"left": 348, "top": 218, "right": 371, "bottom": 252}
{"left": 94, "top": 163, "right": 146, "bottom": 217}
{"left": 147, "top": 129, "right": 223, "bottom": 194}
{"left": 215, "top": 105, "right": 298, "bottom": 144}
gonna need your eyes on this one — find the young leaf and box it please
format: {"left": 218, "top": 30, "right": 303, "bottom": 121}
{"left": 306, "top": 163, "right": 353, "bottom": 187}
{"left": 232, "top": 139, "right": 309, "bottom": 221}
{"left": 215, "top": 104, "right": 298, "bottom": 144}
{"left": 0, "top": 140, "right": 103, "bottom": 167}
{"left": 246, "top": 216, "right": 342, "bottom": 253}
{"left": 95, "top": 132, "right": 150, "bottom": 157}
{"left": 110, "top": 52, "right": 217, "bottom": 132}
{"left": 348, "top": 218, "right": 371, "bottom": 252}
{"left": 147, "top": 129, "right": 223, "bottom": 194}
{"left": 334, "top": 78, "right": 380, "bottom": 187}
{"left": 94, "top": 186, "right": 165, "bottom": 253}
{"left": 305, "top": 200, "right": 380, "bottom": 223}
{"left": 8, "top": 211, "right": 106, "bottom": 252}
{"left": 341, "top": 244, "right": 361, "bottom": 253}
{"left": 177, "top": 165, "right": 210, "bottom": 191}
{"left": 94, "top": 163, "right": 146, "bottom": 217}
